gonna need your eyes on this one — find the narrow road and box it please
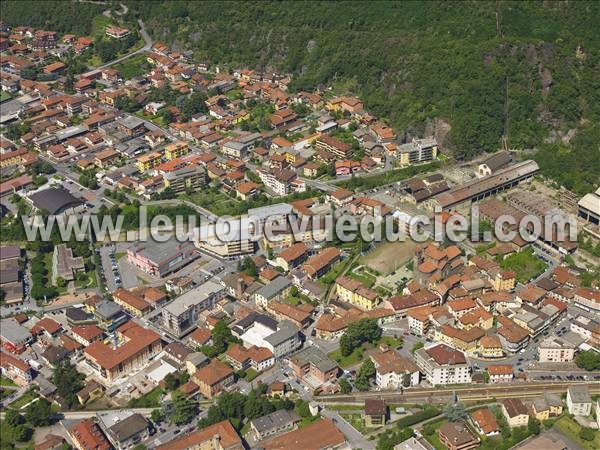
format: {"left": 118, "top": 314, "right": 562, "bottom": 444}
{"left": 96, "top": 19, "right": 152, "bottom": 70}
{"left": 0, "top": 407, "right": 155, "bottom": 420}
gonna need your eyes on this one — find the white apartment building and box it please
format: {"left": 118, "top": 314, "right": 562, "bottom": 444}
{"left": 414, "top": 344, "right": 471, "bottom": 386}
{"left": 567, "top": 386, "right": 592, "bottom": 416}
{"left": 161, "top": 280, "right": 225, "bottom": 338}
{"left": 537, "top": 334, "right": 579, "bottom": 363}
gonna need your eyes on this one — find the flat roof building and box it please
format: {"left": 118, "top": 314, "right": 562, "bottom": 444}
{"left": 126, "top": 237, "right": 199, "bottom": 278}
{"left": 161, "top": 280, "right": 225, "bottom": 338}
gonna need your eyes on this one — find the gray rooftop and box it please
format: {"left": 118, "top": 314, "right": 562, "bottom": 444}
{"left": 251, "top": 409, "right": 299, "bottom": 434}
{"left": 247, "top": 203, "right": 293, "bottom": 220}
{"left": 265, "top": 321, "right": 299, "bottom": 347}
{"left": 163, "top": 280, "right": 224, "bottom": 316}
{"left": 130, "top": 238, "right": 195, "bottom": 265}
{"left": 0, "top": 319, "right": 31, "bottom": 345}
{"left": 119, "top": 115, "right": 145, "bottom": 130}
{"left": 568, "top": 386, "right": 591, "bottom": 404}
{"left": 255, "top": 277, "right": 292, "bottom": 300}
{"left": 95, "top": 300, "right": 123, "bottom": 319}
{"left": 290, "top": 346, "right": 337, "bottom": 373}
{"left": 108, "top": 413, "right": 149, "bottom": 442}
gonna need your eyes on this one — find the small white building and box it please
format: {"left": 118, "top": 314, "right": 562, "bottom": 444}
{"left": 567, "top": 386, "right": 592, "bottom": 416}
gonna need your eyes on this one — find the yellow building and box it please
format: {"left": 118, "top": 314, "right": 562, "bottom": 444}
{"left": 492, "top": 270, "right": 516, "bottom": 291}
{"left": 479, "top": 335, "right": 504, "bottom": 358}
{"left": 436, "top": 325, "right": 484, "bottom": 354}
{"left": 232, "top": 111, "right": 250, "bottom": 125}
{"left": 335, "top": 276, "right": 379, "bottom": 311}
{"left": 0, "top": 150, "right": 26, "bottom": 168}
{"left": 164, "top": 140, "right": 189, "bottom": 160}
{"left": 137, "top": 151, "right": 163, "bottom": 172}
{"left": 531, "top": 394, "right": 563, "bottom": 421}
{"left": 459, "top": 308, "right": 494, "bottom": 330}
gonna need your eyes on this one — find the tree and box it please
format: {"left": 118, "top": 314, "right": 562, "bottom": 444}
{"left": 295, "top": 399, "right": 312, "bottom": 418}
{"left": 354, "top": 359, "right": 376, "bottom": 391}
{"left": 241, "top": 257, "right": 257, "bottom": 277}
{"left": 528, "top": 417, "right": 541, "bottom": 436}
{"left": 151, "top": 409, "right": 164, "bottom": 424}
{"left": 422, "top": 425, "right": 435, "bottom": 436}
{"left": 411, "top": 342, "right": 424, "bottom": 354}
{"left": 574, "top": 350, "right": 600, "bottom": 371}
{"left": 56, "top": 277, "right": 67, "bottom": 288}
{"left": 169, "top": 391, "right": 198, "bottom": 425}
{"left": 5, "top": 409, "right": 25, "bottom": 427}
{"left": 12, "top": 425, "right": 33, "bottom": 442}
{"left": 338, "top": 377, "right": 352, "bottom": 394}
{"left": 579, "top": 427, "right": 595, "bottom": 441}
{"left": 52, "top": 361, "right": 85, "bottom": 408}
{"left": 443, "top": 402, "right": 468, "bottom": 422}
{"left": 163, "top": 372, "right": 181, "bottom": 391}
{"left": 339, "top": 318, "right": 381, "bottom": 357}
{"left": 25, "top": 398, "right": 53, "bottom": 426}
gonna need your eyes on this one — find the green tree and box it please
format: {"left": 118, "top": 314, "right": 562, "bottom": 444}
{"left": 169, "top": 391, "right": 198, "bottom": 425}
{"left": 339, "top": 318, "right": 381, "bottom": 357}
{"left": 151, "top": 409, "right": 164, "bottom": 423}
{"left": 579, "top": 427, "right": 595, "bottom": 441}
{"left": 4, "top": 409, "right": 25, "bottom": 427}
{"left": 52, "top": 361, "right": 85, "bottom": 408}
{"left": 574, "top": 350, "right": 600, "bottom": 371}
{"left": 25, "top": 398, "right": 53, "bottom": 427}
{"left": 12, "top": 425, "right": 33, "bottom": 443}
{"left": 295, "top": 399, "right": 312, "bottom": 418}
{"left": 443, "top": 402, "right": 468, "bottom": 422}
{"left": 411, "top": 342, "right": 424, "bottom": 354}
{"left": 354, "top": 359, "right": 376, "bottom": 391}
{"left": 528, "top": 417, "right": 541, "bottom": 436}
{"left": 338, "top": 377, "right": 352, "bottom": 394}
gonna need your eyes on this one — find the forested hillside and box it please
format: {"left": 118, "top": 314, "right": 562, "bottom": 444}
{"left": 123, "top": 2, "right": 599, "bottom": 156}
{"left": 1, "top": 1, "right": 598, "bottom": 193}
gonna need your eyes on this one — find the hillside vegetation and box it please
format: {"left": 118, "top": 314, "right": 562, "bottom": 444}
{"left": 2, "top": 1, "right": 598, "bottom": 193}
{"left": 124, "top": 2, "right": 599, "bottom": 157}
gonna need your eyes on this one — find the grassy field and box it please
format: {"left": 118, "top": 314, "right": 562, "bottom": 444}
{"left": 328, "top": 336, "right": 402, "bottom": 368}
{"left": 500, "top": 247, "right": 547, "bottom": 283}
{"left": 92, "top": 15, "right": 112, "bottom": 38}
{"left": 127, "top": 387, "right": 163, "bottom": 407}
{"left": 553, "top": 416, "right": 600, "bottom": 450}
{"left": 361, "top": 241, "right": 417, "bottom": 275}
{"left": 180, "top": 190, "right": 241, "bottom": 217}
{"left": 115, "top": 54, "right": 149, "bottom": 79}
{"left": 8, "top": 389, "right": 38, "bottom": 410}
{"left": 0, "top": 376, "right": 16, "bottom": 387}
{"left": 340, "top": 413, "right": 368, "bottom": 433}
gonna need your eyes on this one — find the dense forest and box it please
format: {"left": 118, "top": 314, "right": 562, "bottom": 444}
{"left": 122, "top": 1, "right": 600, "bottom": 158}
{"left": 1, "top": 1, "right": 598, "bottom": 192}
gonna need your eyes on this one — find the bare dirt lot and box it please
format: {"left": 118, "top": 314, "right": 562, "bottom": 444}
{"left": 361, "top": 240, "right": 417, "bottom": 274}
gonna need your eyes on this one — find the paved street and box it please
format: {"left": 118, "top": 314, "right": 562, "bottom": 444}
{"left": 320, "top": 408, "right": 375, "bottom": 449}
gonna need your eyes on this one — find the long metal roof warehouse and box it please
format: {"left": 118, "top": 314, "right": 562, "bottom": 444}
{"left": 434, "top": 160, "right": 539, "bottom": 210}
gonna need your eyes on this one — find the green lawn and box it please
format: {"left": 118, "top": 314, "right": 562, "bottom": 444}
{"left": 0, "top": 376, "right": 16, "bottom": 387}
{"left": 347, "top": 269, "right": 376, "bottom": 288}
{"left": 299, "top": 416, "right": 320, "bottom": 428}
{"left": 500, "top": 247, "right": 547, "bottom": 283}
{"left": 115, "top": 252, "right": 126, "bottom": 260}
{"left": 115, "top": 54, "right": 149, "bottom": 79}
{"left": 92, "top": 15, "right": 113, "bottom": 37}
{"left": 328, "top": 335, "right": 403, "bottom": 368}
{"left": 244, "top": 368, "right": 259, "bottom": 382}
{"left": 553, "top": 415, "right": 600, "bottom": 450}
{"left": 8, "top": 389, "right": 38, "bottom": 410}
{"left": 326, "top": 404, "right": 364, "bottom": 411}
{"left": 127, "top": 387, "right": 163, "bottom": 407}
{"left": 180, "top": 190, "right": 242, "bottom": 217}
{"left": 340, "top": 413, "right": 368, "bottom": 434}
